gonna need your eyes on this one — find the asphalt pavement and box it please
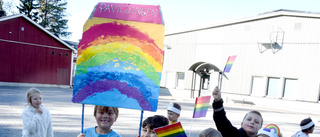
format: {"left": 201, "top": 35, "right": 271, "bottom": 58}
{"left": 0, "top": 86, "right": 319, "bottom": 137}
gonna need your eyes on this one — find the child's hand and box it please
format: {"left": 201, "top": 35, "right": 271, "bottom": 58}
{"left": 36, "top": 108, "right": 43, "bottom": 114}
{"left": 212, "top": 86, "right": 221, "bottom": 101}
{"left": 77, "top": 133, "right": 86, "bottom": 137}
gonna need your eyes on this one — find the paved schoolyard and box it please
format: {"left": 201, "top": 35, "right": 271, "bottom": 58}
{"left": 0, "top": 86, "right": 319, "bottom": 137}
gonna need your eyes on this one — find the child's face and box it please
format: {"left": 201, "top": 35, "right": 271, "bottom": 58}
{"left": 95, "top": 107, "right": 117, "bottom": 130}
{"left": 241, "top": 112, "right": 262, "bottom": 135}
{"left": 167, "top": 110, "right": 179, "bottom": 122}
{"left": 141, "top": 126, "right": 157, "bottom": 137}
{"left": 30, "top": 93, "right": 42, "bottom": 109}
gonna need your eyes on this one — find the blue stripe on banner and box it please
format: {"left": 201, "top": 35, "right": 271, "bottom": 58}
{"left": 193, "top": 109, "right": 209, "bottom": 118}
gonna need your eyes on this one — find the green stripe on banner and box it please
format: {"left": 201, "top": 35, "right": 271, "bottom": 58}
{"left": 194, "top": 106, "right": 209, "bottom": 111}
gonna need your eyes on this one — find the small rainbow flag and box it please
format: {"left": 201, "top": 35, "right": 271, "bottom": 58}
{"left": 223, "top": 55, "right": 237, "bottom": 73}
{"left": 193, "top": 96, "right": 211, "bottom": 118}
{"left": 154, "top": 122, "right": 187, "bottom": 137}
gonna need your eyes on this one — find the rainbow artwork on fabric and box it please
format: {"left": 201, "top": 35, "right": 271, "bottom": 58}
{"left": 192, "top": 95, "right": 211, "bottom": 118}
{"left": 154, "top": 122, "right": 187, "bottom": 137}
{"left": 223, "top": 55, "right": 237, "bottom": 73}
{"left": 258, "top": 124, "right": 280, "bottom": 137}
{"left": 265, "top": 124, "right": 280, "bottom": 136}
{"left": 72, "top": 2, "right": 165, "bottom": 112}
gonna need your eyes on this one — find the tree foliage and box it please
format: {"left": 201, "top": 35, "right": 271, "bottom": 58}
{"left": 0, "top": 0, "right": 6, "bottom": 16}
{"left": 17, "top": 0, "right": 71, "bottom": 38}
{"left": 1, "top": 0, "right": 17, "bottom": 16}
{"left": 17, "top": 0, "right": 39, "bottom": 21}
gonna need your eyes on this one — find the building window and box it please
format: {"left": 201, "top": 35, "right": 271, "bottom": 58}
{"left": 177, "top": 72, "right": 184, "bottom": 80}
{"left": 65, "top": 53, "right": 68, "bottom": 56}
{"left": 267, "top": 77, "right": 280, "bottom": 97}
{"left": 244, "top": 25, "right": 250, "bottom": 31}
{"left": 294, "top": 23, "right": 302, "bottom": 30}
{"left": 176, "top": 72, "right": 185, "bottom": 89}
{"left": 251, "top": 76, "right": 265, "bottom": 96}
{"left": 51, "top": 51, "right": 54, "bottom": 55}
{"left": 283, "top": 78, "right": 298, "bottom": 100}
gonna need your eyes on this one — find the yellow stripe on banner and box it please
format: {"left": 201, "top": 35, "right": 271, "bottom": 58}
{"left": 195, "top": 103, "right": 209, "bottom": 108}
{"left": 227, "top": 61, "right": 234, "bottom": 64}
{"left": 77, "top": 42, "right": 162, "bottom": 72}
{"left": 157, "top": 128, "right": 184, "bottom": 136}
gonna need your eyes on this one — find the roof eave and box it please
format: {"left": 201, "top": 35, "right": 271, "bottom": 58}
{"left": 0, "top": 14, "right": 77, "bottom": 53}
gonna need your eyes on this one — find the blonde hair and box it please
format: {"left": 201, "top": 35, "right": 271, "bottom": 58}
{"left": 26, "top": 88, "right": 42, "bottom": 104}
{"left": 199, "top": 128, "right": 222, "bottom": 137}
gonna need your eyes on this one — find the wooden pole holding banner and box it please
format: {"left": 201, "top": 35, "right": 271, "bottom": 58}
{"left": 81, "top": 104, "right": 85, "bottom": 133}
{"left": 139, "top": 110, "right": 144, "bottom": 136}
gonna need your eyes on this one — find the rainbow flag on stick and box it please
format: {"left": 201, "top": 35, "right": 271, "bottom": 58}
{"left": 154, "top": 122, "right": 187, "bottom": 137}
{"left": 192, "top": 96, "right": 211, "bottom": 118}
{"left": 223, "top": 55, "right": 237, "bottom": 73}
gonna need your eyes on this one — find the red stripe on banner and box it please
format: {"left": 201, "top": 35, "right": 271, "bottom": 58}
{"left": 227, "top": 55, "right": 237, "bottom": 62}
{"left": 195, "top": 96, "right": 211, "bottom": 104}
{"left": 154, "top": 122, "right": 183, "bottom": 134}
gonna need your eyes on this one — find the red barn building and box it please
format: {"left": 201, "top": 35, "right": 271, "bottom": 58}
{"left": 0, "top": 14, "right": 77, "bottom": 87}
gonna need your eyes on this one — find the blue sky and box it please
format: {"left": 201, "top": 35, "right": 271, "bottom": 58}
{"left": 7, "top": 0, "right": 320, "bottom": 42}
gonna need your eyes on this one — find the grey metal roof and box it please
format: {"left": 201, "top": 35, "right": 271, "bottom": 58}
{"left": 166, "top": 9, "right": 320, "bottom": 36}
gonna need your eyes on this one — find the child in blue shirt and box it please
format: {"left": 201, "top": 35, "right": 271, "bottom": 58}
{"left": 77, "top": 105, "right": 121, "bottom": 137}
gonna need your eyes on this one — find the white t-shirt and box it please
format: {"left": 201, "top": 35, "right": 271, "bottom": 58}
{"left": 292, "top": 131, "right": 309, "bottom": 137}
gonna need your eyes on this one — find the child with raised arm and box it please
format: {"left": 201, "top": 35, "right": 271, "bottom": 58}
{"left": 212, "top": 86, "right": 263, "bottom": 137}
{"left": 138, "top": 115, "right": 169, "bottom": 137}
{"left": 167, "top": 102, "right": 181, "bottom": 124}
{"left": 22, "top": 88, "right": 53, "bottom": 137}
{"left": 77, "top": 105, "right": 121, "bottom": 137}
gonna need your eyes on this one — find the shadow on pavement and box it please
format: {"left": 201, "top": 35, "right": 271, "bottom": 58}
{"left": 159, "top": 87, "right": 172, "bottom": 96}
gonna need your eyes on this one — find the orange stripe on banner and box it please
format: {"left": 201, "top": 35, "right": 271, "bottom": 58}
{"left": 154, "top": 122, "right": 183, "bottom": 134}
{"left": 156, "top": 128, "right": 185, "bottom": 137}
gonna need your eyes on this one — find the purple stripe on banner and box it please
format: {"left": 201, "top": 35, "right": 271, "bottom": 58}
{"left": 176, "top": 134, "right": 187, "bottom": 137}
{"left": 193, "top": 109, "right": 209, "bottom": 118}
{"left": 224, "top": 67, "right": 231, "bottom": 72}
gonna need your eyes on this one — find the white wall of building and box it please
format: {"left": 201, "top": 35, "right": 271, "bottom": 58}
{"left": 162, "top": 10, "right": 320, "bottom": 102}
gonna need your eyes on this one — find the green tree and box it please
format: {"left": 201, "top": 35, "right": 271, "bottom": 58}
{"left": 17, "top": 0, "right": 39, "bottom": 22}
{"left": 17, "top": 0, "right": 71, "bottom": 38}
{"left": 38, "top": 0, "right": 71, "bottom": 38}
{"left": 0, "top": 0, "right": 6, "bottom": 16}
{"left": 1, "top": 0, "right": 18, "bottom": 16}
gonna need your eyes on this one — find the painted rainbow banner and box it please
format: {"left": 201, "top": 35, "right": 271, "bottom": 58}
{"left": 72, "top": 2, "right": 165, "bottom": 112}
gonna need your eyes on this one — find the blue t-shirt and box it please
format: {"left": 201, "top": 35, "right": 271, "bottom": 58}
{"left": 83, "top": 127, "right": 121, "bottom": 137}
